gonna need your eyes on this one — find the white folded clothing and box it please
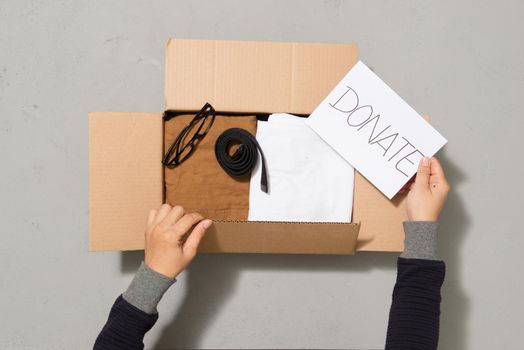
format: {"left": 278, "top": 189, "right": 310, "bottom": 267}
{"left": 248, "top": 113, "right": 354, "bottom": 222}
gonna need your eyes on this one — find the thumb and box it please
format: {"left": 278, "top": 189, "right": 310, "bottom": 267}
{"left": 182, "top": 219, "right": 212, "bottom": 260}
{"left": 414, "top": 156, "right": 431, "bottom": 189}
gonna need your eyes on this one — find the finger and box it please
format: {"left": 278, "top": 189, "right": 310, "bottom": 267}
{"left": 146, "top": 209, "right": 157, "bottom": 229}
{"left": 160, "top": 205, "right": 185, "bottom": 227}
{"left": 429, "top": 157, "right": 447, "bottom": 185}
{"left": 172, "top": 212, "right": 205, "bottom": 239}
{"left": 429, "top": 157, "right": 451, "bottom": 194}
{"left": 183, "top": 219, "right": 212, "bottom": 260}
{"left": 414, "top": 156, "right": 431, "bottom": 189}
{"left": 152, "top": 204, "right": 172, "bottom": 227}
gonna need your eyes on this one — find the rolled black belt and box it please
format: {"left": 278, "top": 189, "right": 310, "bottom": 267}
{"left": 215, "top": 128, "right": 268, "bottom": 193}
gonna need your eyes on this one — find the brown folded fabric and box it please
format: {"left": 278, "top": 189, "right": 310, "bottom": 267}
{"left": 164, "top": 114, "right": 257, "bottom": 220}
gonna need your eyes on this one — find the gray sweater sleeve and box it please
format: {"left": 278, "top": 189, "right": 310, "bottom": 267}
{"left": 400, "top": 221, "right": 440, "bottom": 260}
{"left": 122, "top": 262, "right": 176, "bottom": 314}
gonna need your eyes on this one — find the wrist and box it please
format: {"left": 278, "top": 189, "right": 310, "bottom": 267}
{"left": 408, "top": 216, "right": 438, "bottom": 221}
{"left": 407, "top": 211, "right": 439, "bottom": 221}
{"left": 145, "top": 261, "right": 176, "bottom": 280}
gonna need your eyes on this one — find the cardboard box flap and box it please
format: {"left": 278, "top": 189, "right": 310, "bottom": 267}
{"left": 201, "top": 221, "right": 360, "bottom": 254}
{"left": 353, "top": 172, "right": 407, "bottom": 252}
{"left": 164, "top": 38, "right": 358, "bottom": 114}
{"left": 89, "top": 112, "right": 163, "bottom": 251}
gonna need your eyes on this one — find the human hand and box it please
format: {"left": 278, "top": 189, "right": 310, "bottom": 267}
{"left": 144, "top": 204, "right": 212, "bottom": 279}
{"left": 406, "top": 156, "right": 450, "bottom": 221}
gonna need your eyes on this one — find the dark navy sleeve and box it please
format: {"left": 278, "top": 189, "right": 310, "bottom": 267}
{"left": 385, "top": 257, "right": 446, "bottom": 350}
{"left": 94, "top": 295, "right": 158, "bottom": 350}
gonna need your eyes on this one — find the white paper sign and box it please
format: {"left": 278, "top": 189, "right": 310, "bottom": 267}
{"left": 305, "top": 61, "right": 447, "bottom": 199}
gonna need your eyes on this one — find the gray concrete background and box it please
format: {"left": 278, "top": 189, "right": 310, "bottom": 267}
{"left": 1, "top": 0, "right": 522, "bottom": 349}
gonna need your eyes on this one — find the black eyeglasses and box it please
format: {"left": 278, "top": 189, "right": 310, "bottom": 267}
{"left": 162, "top": 103, "right": 216, "bottom": 168}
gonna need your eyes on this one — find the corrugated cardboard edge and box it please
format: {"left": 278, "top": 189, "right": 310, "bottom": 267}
{"left": 89, "top": 112, "right": 163, "bottom": 251}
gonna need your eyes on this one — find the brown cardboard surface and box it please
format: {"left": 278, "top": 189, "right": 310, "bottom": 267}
{"left": 353, "top": 172, "right": 407, "bottom": 252}
{"left": 89, "top": 112, "right": 163, "bottom": 251}
{"left": 200, "top": 221, "right": 360, "bottom": 254}
{"left": 164, "top": 38, "right": 358, "bottom": 114}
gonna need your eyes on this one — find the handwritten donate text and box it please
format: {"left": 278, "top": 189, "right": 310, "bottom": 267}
{"left": 329, "top": 86, "right": 424, "bottom": 177}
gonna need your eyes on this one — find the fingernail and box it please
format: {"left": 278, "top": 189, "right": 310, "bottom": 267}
{"left": 422, "top": 156, "right": 430, "bottom": 166}
{"left": 202, "top": 219, "right": 212, "bottom": 229}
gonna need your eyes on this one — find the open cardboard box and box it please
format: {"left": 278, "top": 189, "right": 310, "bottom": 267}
{"left": 89, "top": 38, "right": 411, "bottom": 255}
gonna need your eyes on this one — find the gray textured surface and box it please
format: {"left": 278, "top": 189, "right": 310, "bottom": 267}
{"left": 0, "top": 1, "right": 523, "bottom": 349}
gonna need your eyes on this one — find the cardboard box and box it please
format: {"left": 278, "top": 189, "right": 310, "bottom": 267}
{"left": 89, "top": 38, "right": 410, "bottom": 254}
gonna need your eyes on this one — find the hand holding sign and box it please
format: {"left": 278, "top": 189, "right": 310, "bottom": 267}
{"left": 407, "top": 156, "right": 450, "bottom": 221}
{"left": 306, "top": 61, "right": 447, "bottom": 199}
